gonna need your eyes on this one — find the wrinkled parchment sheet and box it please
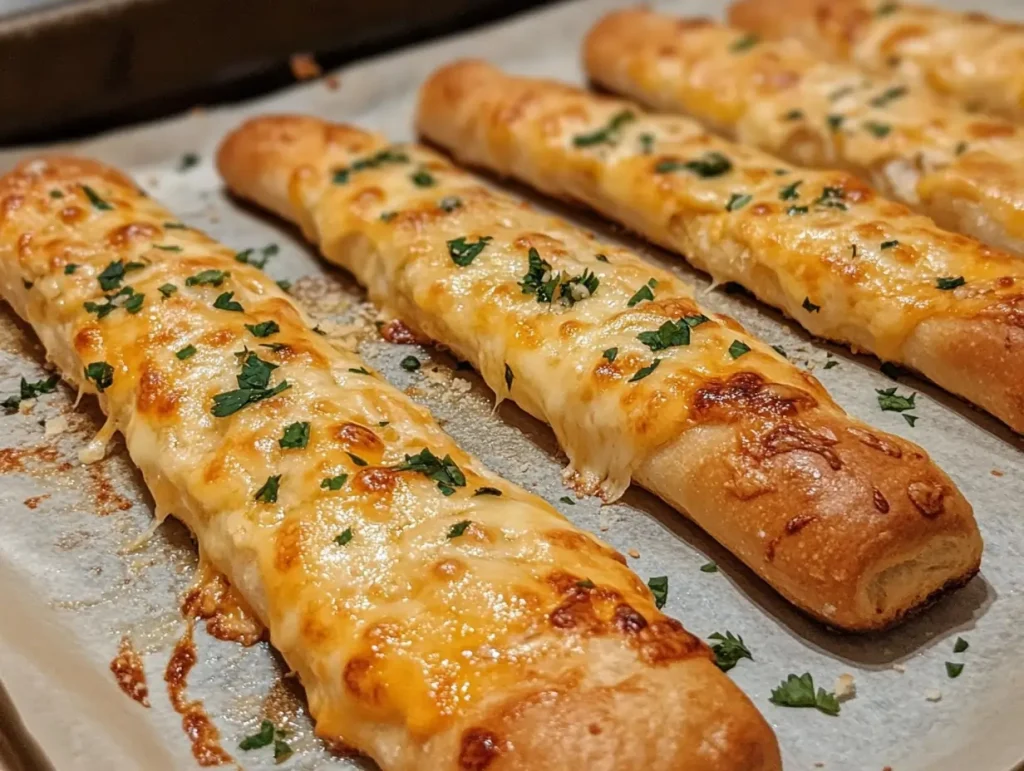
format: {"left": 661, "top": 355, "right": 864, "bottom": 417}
{"left": 0, "top": 1, "right": 1022, "bottom": 769}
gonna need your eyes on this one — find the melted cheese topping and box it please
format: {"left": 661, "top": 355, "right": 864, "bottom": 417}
{"left": 0, "top": 158, "right": 704, "bottom": 761}
{"left": 261, "top": 129, "right": 833, "bottom": 502}
{"left": 735, "top": 0, "right": 1024, "bottom": 122}
{"left": 416, "top": 64, "right": 1024, "bottom": 369}
{"left": 585, "top": 11, "right": 1024, "bottom": 251}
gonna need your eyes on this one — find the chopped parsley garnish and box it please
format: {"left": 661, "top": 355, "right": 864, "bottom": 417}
{"left": 239, "top": 720, "right": 275, "bottom": 750}
{"left": 97, "top": 259, "right": 144, "bottom": 290}
{"left": 877, "top": 1, "right": 899, "bottom": 15}
{"left": 602, "top": 347, "right": 618, "bottom": 362}
{"left": 802, "top": 297, "right": 821, "bottom": 313}
{"left": 828, "top": 85, "right": 855, "bottom": 101}
{"left": 870, "top": 85, "right": 908, "bottom": 108}
{"left": 936, "top": 276, "right": 965, "bottom": 290}
{"left": 347, "top": 452, "right": 368, "bottom": 466}
{"left": 953, "top": 637, "right": 969, "bottom": 653}
{"left": 955, "top": 141, "right": 969, "bottom": 156}
{"left": 84, "top": 286, "right": 143, "bottom": 319}
{"left": 647, "top": 576, "right": 668, "bottom": 609}
{"left": 438, "top": 196, "right": 462, "bottom": 212}
{"left": 876, "top": 387, "right": 915, "bottom": 412}
{"left": 164, "top": 222, "right": 187, "bottom": 229}
{"left": 245, "top": 320, "right": 280, "bottom": 338}
{"left": 213, "top": 291, "right": 244, "bottom": 312}
{"left": 823, "top": 359, "right": 839, "bottom": 370}
{"left": 397, "top": 448, "right": 466, "bottom": 495}
{"left": 124, "top": 292, "right": 145, "bottom": 314}
{"left": 84, "top": 361, "right": 114, "bottom": 392}
{"left": 279, "top": 421, "right": 310, "bottom": 449}
{"left": 629, "top": 359, "right": 661, "bottom": 382}
{"left": 637, "top": 315, "right": 708, "bottom": 352}
{"left": 576, "top": 579, "right": 595, "bottom": 589}
{"left": 559, "top": 496, "right": 575, "bottom": 505}
{"left": 64, "top": 264, "right": 77, "bottom": 274}
{"left": 474, "top": 487, "right": 502, "bottom": 496}
{"left": 864, "top": 121, "right": 892, "bottom": 138}
{"left": 82, "top": 185, "right": 112, "bottom": 211}
{"left": 815, "top": 186, "right": 847, "bottom": 210}
{"left": 627, "top": 278, "right": 658, "bottom": 307}
{"left": 655, "top": 151, "right": 732, "bottom": 178}
{"left": 175, "top": 345, "right": 197, "bottom": 360}
{"left": 572, "top": 110, "right": 635, "bottom": 148}
{"left": 519, "top": 247, "right": 558, "bottom": 301}
{"left": 827, "top": 114, "right": 844, "bottom": 131}
{"left": 334, "top": 528, "right": 353, "bottom": 546}
{"left": 729, "top": 33, "right": 759, "bottom": 52}
{"left": 783, "top": 109, "right": 804, "bottom": 121}
{"left": 158, "top": 283, "right": 178, "bottom": 298}
{"left": 700, "top": 562, "right": 718, "bottom": 573}
{"left": 1, "top": 374, "right": 60, "bottom": 414}
{"left": 447, "top": 520, "right": 471, "bottom": 539}
{"left": 261, "top": 343, "right": 288, "bottom": 353}
{"left": 321, "top": 474, "right": 347, "bottom": 490}
{"left": 152, "top": 244, "right": 182, "bottom": 252}
{"left": 348, "top": 367, "right": 371, "bottom": 375}
{"left": 254, "top": 475, "right": 280, "bottom": 503}
{"left": 638, "top": 133, "right": 655, "bottom": 154}
{"left": 332, "top": 148, "right": 409, "bottom": 184}
{"left": 779, "top": 180, "right": 802, "bottom": 200}
{"left": 49, "top": 190, "right": 64, "bottom": 199}
{"left": 274, "top": 740, "right": 293, "bottom": 763}
{"left": 559, "top": 269, "right": 600, "bottom": 305}
{"left": 880, "top": 240, "right": 899, "bottom": 249}
{"left": 595, "top": 253, "right": 609, "bottom": 263}
{"left": 235, "top": 244, "right": 278, "bottom": 269}
{"left": 504, "top": 364, "right": 514, "bottom": 390}
{"left": 178, "top": 152, "right": 200, "bottom": 172}
{"left": 447, "top": 235, "right": 492, "bottom": 266}
{"left": 380, "top": 210, "right": 397, "bottom": 222}
{"left": 401, "top": 355, "right": 421, "bottom": 372}
{"left": 211, "top": 352, "right": 290, "bottom": 417}
{"left": 946, "top": 662, "right": 964, "bottom": 678}
{"left": 728, "top": 340, "right": 751, "bottom": 359}
{"left": 726, "top": 193, "right": 753, "bottom": 212}
{"left": 709, "top": 631, "right": 753, "bottom": 672}
{"left": 787, "top": 205, "right": 809, "bottom": 215}
{"left": 276, "top": 280, "right": 292, "bottom": 292}
{"left": 410, "top": 169, "right": 436, "bottom": 187}
{"left": 185, "top": 269, "right": 228, "bottom": 287}
{"left": 772, "top": 345, "right": 787, "bottom": 358}
{"left": 770, "top": 673, "right": 840, "bottom": 716}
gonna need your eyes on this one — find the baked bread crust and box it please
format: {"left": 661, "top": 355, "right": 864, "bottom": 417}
{"left": 415, "top": 60, "right": 1024, "bottom": 436}
{"left": 217, "top": 113, "right": 982, "bottom": 632}
{"left": 0, "top": 156, "right": 780, "bottom": 771}
{"left": 727, "top": 0, "right": 1024, "bottom": 122}
{"left": 583, "top": 8, "right": 1024, "bottom": 255}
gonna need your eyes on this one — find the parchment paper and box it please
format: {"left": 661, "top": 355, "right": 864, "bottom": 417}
{"left": 1, "top": 1, "right": 1022, "bottom": 769}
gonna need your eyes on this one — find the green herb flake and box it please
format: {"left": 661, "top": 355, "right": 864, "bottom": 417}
{"left": 870, "top": 85, "right": 908, "bottom": 108}
{"left": 239, "top": 720, "right": 275, "bottom": 751}
{"left": 783, "top": 109, "right": 804, "bottom": 121}
{"left": 410, "top": 169, "right": 436, "bottom": 187}
{"left": 953, "top": 637, "right": 969, "bottom": 653}
{"left": 728, "top": 340, "right": 751, "bottom": 359}
{"left": 655, "top": 151, "right": 733, "bottom": 178}
{"left": 49, "top": 189, "right": 64, "bottom": 199}
{"left": 279, "top": 421, "right": 310, "bottom": 449}
{"left": 164, "top": 222, "right": 187, "bottom": 229}
{"left": 348, "top": 367, "right": 371, "bottom": 375}
{"left": 123, "top": 292, "right": 145, "bottom": 314}
{"left": 779, "top": 180, "right": 802, "bottom": 200}
{"left": 770, "top": 673, "right": 840, "bottom": 716}
{"left": 159, "top": 283, "right": 178, "bottom": 298}
{"left": 1, "top": 374, "right": 60, "bottom": 414}
{"left": 576, "top": 579, "right": 595, "bottom": 589}
{"left": 235, "top": 244, "right": 279, "bottom": 269}
{"left": 572, "top": 110, "right": 635, "bottom": 148}
{"left": 185, "top": 269, "right": 229, "bottom": 287}
{"left": 638, "top": 133, "right": 655, "bottom": 154}
{"left": 504, "top": 363, "right": 514, "bottom": 391}
{"left": 379, "top": 210, "right": 397, "bottom": 222}
{"left": 946, "top": 662, "right": 964, "bottom": 678}
{"left": 473, "top": 487, "right": 502, "bottom": 496}
{"left": 647, "top": 576, "right": 668, "bottom": 609}
{"left": 823, "top": 359, "right": 839, "bottom": 370}
{"left": 864, "top": 121, "right": 892, "bottom": 138}
{"left": 64, "top": 264, "right": 78, "bottom": 274}
{"left": 559, "top": 269, "right": 600, "bottom": 305}
{"left": 211, "top": 352, "right": 290, "bottom": 417}
{"left": 638, "top": 319, "right": 691, "bottom": 352}
{"left": 936, "top": 275, "right": 965, "bottom": 290}
{"left": 254, "top": 475, "right": 280, "bottom": 503}
{"left": 726, "top": 193, "right": 753, "bottom": 212}
{"left": 602, "top": 347, "right": 618, "bottom": 362}
{"left": 518, "top": 247, "right": 557, "bottom": 302}
{"left": 903, "top": 414, "right": 918, "bottom": 427}
{"left": 729, "top": 33, "right": 759, "bottom": 52}
{"left": 347, "top": 452, "right": 368, "bottom": 467}
{"left": 397, "top": 448, "right": 466, "bottom": 495}
{"left": 876, "top": 386, "right": 916, "bottom": 412}
{"left": 772, "top": 345, "right": 787, "bottom": 358}
{"left": 213, "top": 291, "right": 244, "bottom": 312}
{"left": 245, "top": 320, "right": 280, "bottom": 338}
{"left": 439, "top": 196, "right": 462, "bottom": 212}
{"left": 399, "top": 355, "right": 421, "bottom": 372}
{"left": 332, "top": 147, "right": 410, "bottom": 184}
{"left": 955, "top": 141, "right": 969, "bottom": 156}
{"left": 880, "top": 239, "right": 899, "bottom": 250}
{"left": 274, "top": 739, "right": 293, "bottom": 763}
{"left": 276, "top": 280, "right": 292, "bottom": 292}
{"left": 802, "top": 297, "right": 821, "bottom": 313}
{"left": 627, "top": 278, "right": 658, "bottom": 307}
{"left": 787, "top": 205, "right": 809, "bottom": 216}
{"left": 709, "top": 631, "right": 753, "bottom": 672}
{"left": 447, "top": 520, "right": 472, "bottom": 539}
{"left": 321, "top": 474, "right": 348, "bottom": 491}
{"left": 559, "top": 496, "right": 575, "bottom": 505}
{"left": 828, "top": 85, "right": 856, "bottom": 101}
{"left": 815, "top": 186, "right": 847, "bottom": 210}
{"left": 97, "top": 259, "right": 144, "bottom": 291}
{"left": 82, "top": 185, "right": 113, "bottom": 211}
{"left": 629, "top": 359, "right": 661, "bottom": 382}
{"left": 152, "top": 244, "right": 182, "bottom": 252}
{"left": 178, "top": 152, "right": 200, "bottom": 172}
{"left": 447, "top": 235, "right": 492, "bottom": 266}
{"left": 877, "top": 1, "right": 900, "bottom": 15}
{"left": 84, "top": 361, "right": 114, "bottom": 392}
{"left": 334, "top": 528, "right": 353, "bottom": 546}
{"left": 827, "top": 114, "right": 845, "bottom": 132}
{"left": 700, "top": 561, "right": 719, "bottom": 573}
{"left": 595, "top": 253, "right": 610, "bottom": 263}
{"left": 176, "top": 344, "right": 197, "bottom": 361}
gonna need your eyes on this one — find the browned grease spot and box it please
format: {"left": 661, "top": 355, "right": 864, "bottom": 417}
{"left": 873, "top": 488, "right": 891, "bottom": 513}
{"left": 23, "top": 494, "right": 50, "bottom": 509}
{"left": 106, "top": 222, "right": 159, "bottom": 247}
{"left": 164, "top": 624, "right": 233, "bottom": 766}
{"left": 335, "top": 422, "right": 382, "bottom": 452}
{"left": 87, "top": 462, "right": 134, "bottom": 515}
{"left": 343, "top": 656, "right": 386, "bottom": 706}
{"left": 907, "top": 481, "right": 946, "bottom": 518}
{"left": 379, "top": 319, "right": 425, "bottom": 344}
{"left": 353, "top": 467, "right": 399, "bottom": 494}
{"left": 692, "top": 372, "right": 816, "bottom": 422}
{"left": 136, "top": 364, "right": 181, "bottom": 418}
{"left": 182, "top": 569, "right": 264, "bottom": 646}
{"left": 0, "top": 445, "right": 59, "bottom": 473}
{"left": 762, "top": 422, "right": 841, "bottom": 470}
{"left": 110, "top": 636, "right": 149, "bottom": 707}
{"left": 847, "top": 426, "right": 903, "bottom": 458}
{"left": 459, "top": 727, "right": 503, "bottom": 771}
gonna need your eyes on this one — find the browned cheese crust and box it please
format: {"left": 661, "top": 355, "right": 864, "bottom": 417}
{"left": 727, "top": 0, "right": 1024, "bottom": 122}
{"left": 583, "top": 8, "right": 1024, "bottom": 255}
{"left": 415, "top": 60, "right": 1024, "bottom": 435}
{"left": 0, "top": 156, "right": 781, "bottom": 771}
{"left": 217, "top": 113, "right": 982, "bottom": 632}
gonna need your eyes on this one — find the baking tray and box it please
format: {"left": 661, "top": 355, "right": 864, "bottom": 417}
{"left": 1, "top": 0, "right": 1022, "bottom": 769}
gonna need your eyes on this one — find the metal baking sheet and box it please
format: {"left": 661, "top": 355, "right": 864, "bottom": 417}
{"left": 1, "top": 1, "right": 1022, "bottom": 769}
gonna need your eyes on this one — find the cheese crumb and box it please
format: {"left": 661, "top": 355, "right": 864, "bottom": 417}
{"left": 925, "top": 689, "right": 942, "bottom": 702}
{"left": 628, "top": 549, "right": 640, "bottom": 559}
{"left": 835, "top": 674, "right": 856, "bottom": 701}
{"left": 44, "top": 415, "right": 69, "bottom": 436}
{"left": 892, "top": 663, "right": 906, "bottom": 673}
{"left": 821, "top": 603, "right": 837, "bottom": 617}
{"left": 290, "top": 53, "right": 322, "bottom": 81}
